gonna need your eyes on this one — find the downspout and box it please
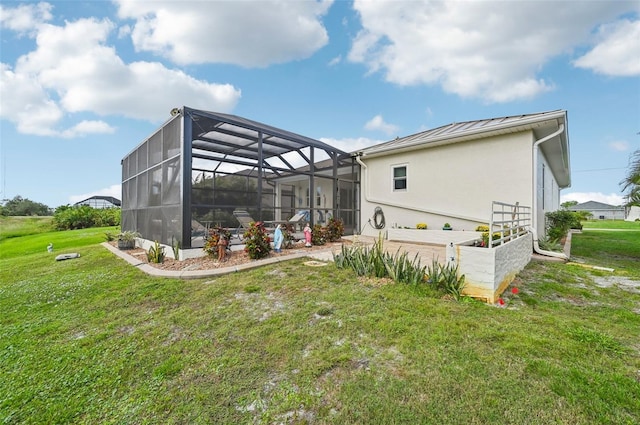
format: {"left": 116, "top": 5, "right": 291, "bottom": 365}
{"left": 355, "top": 154, "right": 370, "bottom": 201}
{"left": 531, "top": 123, "right": 568, "bottom": 259}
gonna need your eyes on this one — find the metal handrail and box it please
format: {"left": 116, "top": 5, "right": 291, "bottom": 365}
{"left": 487, "top": 201, "right": 532, "bottom": 248}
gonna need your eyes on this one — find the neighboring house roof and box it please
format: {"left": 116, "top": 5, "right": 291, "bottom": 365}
{"left": 358, "top": 109, "right": 570, "bottom": 188}
{"left": 74, "top": 196, "right": 121, "bottom": 207}
{"left": 571, "top": 201, "right": 624, "bottom": 211}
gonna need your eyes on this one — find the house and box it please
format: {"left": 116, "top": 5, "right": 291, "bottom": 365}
{"left": 74, "top": 195, "right": 121, "bottom": 209}
{"left": 626, "top": 205, "right": 640, "bottom": 221}
{"left": 569, "top": 200, "right": 625, "bottom": 220}
{"left": 355, "top": 110, "right": 570, "bottom": 238}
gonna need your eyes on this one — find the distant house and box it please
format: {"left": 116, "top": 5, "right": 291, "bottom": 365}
{"left": 356, "top": 110, "right": 570, "bottom": 237}
{"left": 74, "top": 196, "right": 121, "bottom": 209}
{"left": 626, "top": 205, "right": 640, "bottom": 221}
{"left": 570, "top": 201, "right": 625, "bottom": 220}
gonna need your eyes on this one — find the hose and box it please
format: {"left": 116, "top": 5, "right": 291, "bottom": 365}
{"left": 373, "top": 207, "right": 385, "bottom": 229}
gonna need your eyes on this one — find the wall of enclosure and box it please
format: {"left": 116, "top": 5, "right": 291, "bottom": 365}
{"left": 122, "top": 107, "right": 359, "bottom": 250}
{"left": 121, "top": 116, "right": 183, "bottom": 246}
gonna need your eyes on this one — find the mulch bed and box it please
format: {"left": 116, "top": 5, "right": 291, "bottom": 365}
{"left": 110, "top": 239, "right": 349, "bottom": 272}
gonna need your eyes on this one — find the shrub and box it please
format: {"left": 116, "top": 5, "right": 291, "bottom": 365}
{"left": 324, "top": 218, "right": 344, "bottom": 242}
{"left": 538, "top": 236, "right": 563, "bottom": 252}
{"left": 203, "top": 226, "right": 232, "bottom": 257}
{"left": 53, "top": 205, "right": 120, "bottom": 230}
{"left": 280, "top": 224, "right": 296, "bottom": 249}
{"left": 426, "top": 260, "right": 466, "bottom": 300}
{"left": 475, "top": 224, "right": 490, "bottom": 232}
{"left": 333, "top": 234, "right": 426, "bottom": 285}
{"left": 311, "top": 224, "right": 326, "bottom": 245}
{"left": 147, "top": 240, "right": 165, "bottom": 264}
{"left": 171, "top": 236, "right": 181, "bottom": 259}
{"left": 117, "top": 230, "right": 140, "bottom": 250}
{"left": 243, "top": 222, "right": 271, "bottom": 259}
{"left": 546, "top": 210, "right": 582, "bottom": 240}
{"left": 416, "top": 223, "right": 427, "bottom": 229}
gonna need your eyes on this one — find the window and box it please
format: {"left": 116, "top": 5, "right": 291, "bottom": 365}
{"left": 393, "top": 166, "right": 407, "bottom": 191}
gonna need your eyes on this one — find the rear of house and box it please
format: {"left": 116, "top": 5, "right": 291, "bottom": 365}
{"left": 356, "top": 110, "right": 570, "bottom": 238}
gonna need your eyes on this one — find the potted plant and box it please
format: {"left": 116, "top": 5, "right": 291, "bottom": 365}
{"left": 442, "top": 223, "right": 452, "bottom": 231}
{"left": 117, "top": 230, "right": 140, "bottom": 250}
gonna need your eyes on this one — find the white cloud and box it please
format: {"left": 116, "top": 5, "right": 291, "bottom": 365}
{"left": 0, "top": 1, "right": 52, "bottom": 35}
{"left": 561, "top": 192, "right": 626, "bottom": 206}
{"left": 261, "top": 137, "right": 383, "bottom": 172}
{"left": 60, "top": 120, "right": 116, "bottom": 138}
{"left": 319, "top": 136, "right": 385, "bottom": 154}
{"left": 574, "top": 19, "right": 640, "bottom": 76}
{"left": 328, "top": 55, "right": 342, "bottom": 66}
{"left": 364, "top": 114, "right": 399, "bottom": 136}
{"left": 69, "top": 184, "right": 122, "bottom": 205}
{"left": 115, "top": 0, "right": 333, "bottom": 67}
{"left": 609, "top": 140, "right": 630, "bottom": 152}
{"left": 348, "top": 0, "right": 637, "bottom": 102}
{"left": 0, "top": 12, "right": 241, "bottom": 136}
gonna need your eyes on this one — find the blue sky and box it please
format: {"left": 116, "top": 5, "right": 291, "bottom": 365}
{"left": 1, "top": 0, "right": 639, "bottom": 209}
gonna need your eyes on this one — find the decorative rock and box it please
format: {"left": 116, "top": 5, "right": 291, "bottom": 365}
{"left": 55, "top": 253, "right": 81, "bottom": 261}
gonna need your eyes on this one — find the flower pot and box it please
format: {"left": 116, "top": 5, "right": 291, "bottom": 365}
{"left": 118, "top": 239, "right": 135, "bottom": 250}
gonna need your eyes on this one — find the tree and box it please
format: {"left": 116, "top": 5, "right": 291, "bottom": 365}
{"left": 560, "top": 200, "right": 578, "bottom": 209}
{"left": 621, "top": 149, "right": 640, "bottom": 207}
{"left": 0, "top": 195, "right": 52, "bottom": 216}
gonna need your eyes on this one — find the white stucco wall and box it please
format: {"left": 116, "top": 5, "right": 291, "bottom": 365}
{"left": 626, "top": 206, "right": 640, "bottom": 221}
{"left": 360, "top": 132, "right": 534, "bottom": 236}
{"left": 288, "top": 178, "right": 335, "bottom": 223}
{"left": 535, "top": 148, "right": 563, "bottom": 236}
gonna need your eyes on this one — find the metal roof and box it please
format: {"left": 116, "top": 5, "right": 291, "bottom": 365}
{"left": 359, "top": 110, "right": 567, "bottom": 156}
{"left": 358, "top": 109, "right": 570, "bottom": 188}
{"left": 571, "top": 201, "right": 624, "bottom": 210}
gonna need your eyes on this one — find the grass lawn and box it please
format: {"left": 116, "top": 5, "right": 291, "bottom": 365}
{"left": 581, "top": 219, "right": 640, "bottom": 230}
{"left": 0, "top": 215, "right": 54, "bottom": 242}
{"left": 1, "top": 221, "right": 639, "bottom": 424}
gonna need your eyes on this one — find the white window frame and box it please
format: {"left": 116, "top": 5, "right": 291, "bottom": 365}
{"left": 392, "top": 164, "right": 408, "bottom": 192}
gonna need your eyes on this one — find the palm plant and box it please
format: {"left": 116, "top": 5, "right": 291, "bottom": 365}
{"left": 621, "top": 149, "right": 640, "bottom": 207}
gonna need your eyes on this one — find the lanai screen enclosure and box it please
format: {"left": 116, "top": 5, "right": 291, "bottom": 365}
{"left": 121, "top": 107, "right": 360, "bottom": 249}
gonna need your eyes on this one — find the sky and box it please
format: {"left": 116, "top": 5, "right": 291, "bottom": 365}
{"left": 1, "top": 0, "right": 639, "bottom": 209}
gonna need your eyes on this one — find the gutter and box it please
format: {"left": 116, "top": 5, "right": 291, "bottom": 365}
{"left": 354, "top": 154, "right": 485, "bottom": 224}
{"left": 531, "top": 123, "right": 568, "bottom": 260}
{"left": 528, "top": 226, "right": 568, "bottom": 260}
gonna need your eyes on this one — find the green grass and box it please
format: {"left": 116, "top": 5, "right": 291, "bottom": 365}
{"left": 581, "top": 219, "right": 640, "bottom": 230}
{"left": 0, "top": 224, "right": 119, "bottom": 260}
{"left": 1, "top": 220, "right": 639, "bottom": 424}
{"left": 570, "top": 224, "right": 640, "bottom": 276}
{"left": 0, "top": 215, "right": 54, "bottom": 241}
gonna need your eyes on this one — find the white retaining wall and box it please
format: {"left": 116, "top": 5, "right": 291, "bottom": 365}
{"left": 447, "top": 233, "right": 532, "bottom": 303}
